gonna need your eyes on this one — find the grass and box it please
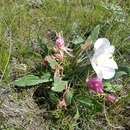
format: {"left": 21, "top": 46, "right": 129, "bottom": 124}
{"left": 0, "top": 0, "right": 130, "bottom": 130}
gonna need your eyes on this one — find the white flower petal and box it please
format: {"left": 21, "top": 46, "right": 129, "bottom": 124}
{"left": 104, "top": 45, "right": 115, "bottom": 54}
{"left": 94, "top": 44, "right": 115, "bottom": 59}
{"left": 101, "top": 58, "right": 118, "bottom": 69}
{"left": 91, "top": 38, "right": 118, "bottom": 79}
{"left": 94, "top": 46, "right": 115, "bottom": 57}
{"left": 100, "top": 67, "right": 116, "bottom": 79}
{"left": 94, "top": 38, "right": 110, "bottom": 51}
{"left": 90, "top": 59, "right": 103, "bottom": 79}
{"left": 93, "top": 46, "right": 115, "bottom": 67}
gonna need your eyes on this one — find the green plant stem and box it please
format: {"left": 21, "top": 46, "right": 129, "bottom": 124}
{"left": 0, "top": 39, "right": 12, "bottom": 82}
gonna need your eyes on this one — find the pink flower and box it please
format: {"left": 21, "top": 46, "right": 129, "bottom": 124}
{"left": 56, "top": 36, "right": 65, "bottom": 49}
{"left": 86, "top": 78, "right": 104, "bottom": 94}
{"left": 55, "top": 33, "right": 73, "bottom": 57}
{"left": 106, "top": 94, "right": 116, "bottom": 103}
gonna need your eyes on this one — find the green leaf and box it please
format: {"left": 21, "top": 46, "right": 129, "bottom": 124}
{"left": 74, "top": 108, "right": 80, "bottom": 120}
{"left": 115, "top": 71, "right": 127, "bottom": 78}
{"left": 41, "top": 72, "right": 53, "bottom": 82}
{"left": 104, "top": 82, "right": 123, "bottom": 93}
{"left": 65, "top": 89, "right": 74, "bottom": 105}
{"left": 15, "top": 74, "right": 52, "bottom": 87}
{"left": 77, "top": 96, "right": 93, "bottom": 107}
{"left": 118, "top": 66, "right": 130, "bottom": 76}
{"left": 47, "top": 56, "right": 58, "bottom": 69}
{"left": 87, "top": 25, "right": 100, "bottom": 43}
{"left": 72, "top": 35, "right": 85, "bottom": 45}
{"left": 77, "top": 95, "right": 102, "bottom": 112}
{"left": 52, "top": 79, "right": 68, "bottom": 92}
{"left": 48, "top": 91, "right": 59, "bottom": 104}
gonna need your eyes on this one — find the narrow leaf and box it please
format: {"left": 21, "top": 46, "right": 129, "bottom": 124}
{"left": 65, "top": 89, "right": 74, "bottom": 105}
{"left": 74, "top": 108, "right": 80, "bottom": 120}
{"left": 119, "top": 66, "right": 130, "bottom": 76}
{"left": 115, "top": 71, "right": 127, "bottom": 78}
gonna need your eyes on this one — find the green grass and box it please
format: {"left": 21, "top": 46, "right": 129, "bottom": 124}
{"left": 0, "top": 0, "right": 130, "bottom": 130}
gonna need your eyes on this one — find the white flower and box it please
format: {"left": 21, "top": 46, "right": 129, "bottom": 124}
{"left": 91, "top": 38, "right": 118, "bottom": 79}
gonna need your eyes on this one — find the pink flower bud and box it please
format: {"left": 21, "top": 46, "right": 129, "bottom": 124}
{"left": 106, "top": 94, "right": 116, "bottom": 103}
{"left": 58, "top": 98, "right": 67, "bottom": 109}
{"left": 56, "top": 36, "right": 64, "bottom": 48}
{"left": 86, "top": 78, "right": 104, "bottom": 94}
{"left": 42, "top": 59, "right": 48, "bottom": 67}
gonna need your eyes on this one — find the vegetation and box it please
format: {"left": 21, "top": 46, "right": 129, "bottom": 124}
{"left": 0, "top": 0, "right": 130, "bottom": 130}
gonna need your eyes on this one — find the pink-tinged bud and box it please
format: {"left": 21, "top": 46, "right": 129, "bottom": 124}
{"left": 56, "top": 36, "right": 64, "bottom": 48}
{"left": 57, "top": 98, "right": 67, "bottom": 109}
{"left": 42, "top": 59, "right": 48, "bottom": 67}
{"left": 86, "top": 78, "right": 104, "bottom": 93}
{"left": 106, "top": 94, "right": 116, "bottom": 103}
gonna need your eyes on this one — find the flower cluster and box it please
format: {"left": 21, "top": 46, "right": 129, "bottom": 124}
{"left": 45, "top": 32, "right": 118, "bottom": 103}
{"left": 87, "top": 38, "right": 118, "bottom": 103}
